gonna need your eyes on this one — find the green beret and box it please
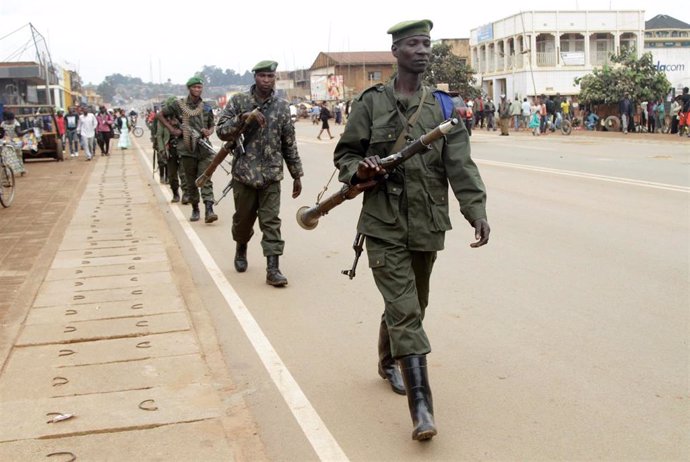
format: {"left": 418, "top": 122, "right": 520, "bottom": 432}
{"left": 186, "top": 76, "right": 204, "bottom": 87}
{"left": 387, "top": 19, "right": 433, "bottom": 43}
{"left": 252, "top": 60, "right": 278, "bottom": 73}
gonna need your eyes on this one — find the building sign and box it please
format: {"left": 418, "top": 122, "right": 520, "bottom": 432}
{"left": 310, "top": 74, "right": 343, "bottom": 101}
{"left": 561, "top": 51, "right": 585, "bottom": 66}
{"left": 650, "top": 48, "right": 690, "bottom": 91}
{"left": 473, "top": 23, "right": 494, "bottom": 44}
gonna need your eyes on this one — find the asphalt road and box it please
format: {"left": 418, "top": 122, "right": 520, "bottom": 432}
{"left": 142, "top": 121, "right": 689, "bottom": 461}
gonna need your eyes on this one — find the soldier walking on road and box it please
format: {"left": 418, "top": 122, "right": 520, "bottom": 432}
{"left": 157, "top": 77, "right": 217, "bottom": 223}
{"left": 217, "top": 60, "right": 304, "bottom": 287}
{"left": 156, "top": 97, "right": 188, "bottom": 203}
{"left": 333, "top": 20, "right": 490, "bottom": 441}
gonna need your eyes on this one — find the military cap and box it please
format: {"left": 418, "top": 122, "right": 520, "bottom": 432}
{"left": 387, "top": 19, "right": 433, "bottom": 43}
{"left": 186, "top": 76, "right": 204, "bottom": 87}
{"left": 252, "top": 60, "right": 278, "bottom": 73}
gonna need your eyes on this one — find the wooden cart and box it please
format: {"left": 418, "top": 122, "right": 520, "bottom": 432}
{"left": 5, "top": 105, "right": 64, "bottom": 162}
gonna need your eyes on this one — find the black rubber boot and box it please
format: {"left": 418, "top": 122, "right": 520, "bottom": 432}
{"left": 204, "top": 200, "right": 218, "bottom": 223}
{"left": 266, "top": 255, "right": 288, "bottom": 287}
{"left": 234, "top": 243, "right": 248, "bottom": 273}
{"left": 399, "top": 355, "right": 437, "bottom": 441}
{"left": 190, "top": 203, "right": 200, "bottom": 222}
{"left": 171, "top": 188, "right": 180, "bottom": 203}
{"left": 181, "top": 193, "right": 190, "bottom": 205}
{"left": 378, "top": 316, "right": 405, "bottom": 395}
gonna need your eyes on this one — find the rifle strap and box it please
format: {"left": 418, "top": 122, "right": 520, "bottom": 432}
{"left": 388, "top": 86, "right": 428, "bottom": 153}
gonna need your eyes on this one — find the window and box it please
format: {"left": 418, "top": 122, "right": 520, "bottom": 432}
{"left": 368, "top": 71, "right": 382, "bottom": 81}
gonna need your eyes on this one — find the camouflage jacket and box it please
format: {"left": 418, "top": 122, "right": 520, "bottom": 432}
{"left": 334, "top": 81, "right": 487, "bottom": 251}
{"left": 216, "top": 86, "right": 303, "bottom": 189}
{"left": 161, "top": 96, "right": 214, "bottom": 157}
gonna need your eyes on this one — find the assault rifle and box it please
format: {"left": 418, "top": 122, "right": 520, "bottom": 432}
{"left": 195, "top": 108, "right": 260, "bottom": 188}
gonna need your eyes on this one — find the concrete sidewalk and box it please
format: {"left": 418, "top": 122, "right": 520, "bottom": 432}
{"left": 0, "top": 149, "right": 266, "bottom": 460}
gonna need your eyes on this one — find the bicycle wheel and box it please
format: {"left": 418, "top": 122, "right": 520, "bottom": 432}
{"left": 133, "top": 127, "right": 144, "bottom": 137}
{"left": 560, "top": 119, "right": 572, "bottom": 135}
{"left": 0, "top": 164, "right": 15, "bottom": 207}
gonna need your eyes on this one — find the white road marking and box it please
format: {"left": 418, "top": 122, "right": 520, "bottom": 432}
{"left": 135, "top": 144, "right": 349, "bottom": 462}
{"left": 475, "top": 159, "right": 690, "bottom": 193}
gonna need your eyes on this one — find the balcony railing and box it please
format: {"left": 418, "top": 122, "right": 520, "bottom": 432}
{"left": 536, "top": 52, "right": 557, "bottom": 67}
{"left": 590, "top": 50, "right": 612, "bottom": 66}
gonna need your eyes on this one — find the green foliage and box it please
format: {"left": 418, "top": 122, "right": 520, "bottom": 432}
{"left": 423, "top": 43, "right": 480, "bottom": 99}
{"left": 574, "top": 50, "right": 672, "bottom": 104}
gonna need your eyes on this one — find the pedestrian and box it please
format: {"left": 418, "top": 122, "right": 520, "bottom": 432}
{"left": 498, "top": 94, "right": 511, "bottom": 135}
{"left": 156, "top": 77, "right": 217, "bottom": 223}
{"left": 677, "top": 87, "right": 690, "bottom": 137}
{"left": 655, "top": 99, "right": 666, "bottom": 133}
{"left": 619, "top": 92, "right": 634, "bottom": 134}
{"left": 539, "top": 97, "right": 548, "bottom": 134}
{"left": 333, "top": 19, "right": 490, "bottom": 442}
{"left": 55, "top": 110, "right": 66, "bottom": 155}
{"left": 510, "top": 96, "right": 522, "bottom": 130}
{"left": 484, "top": 97, "right": 496, "bottom": 130}
{"left": 117, "top": 109, "right": 131, "bottom": 150}
{"left": 670, "top": 98, "right": 680, "bottom": 134}
{"left": 334, "top": 101, "right": 343, "bottom": 125}
{"left": 65, "top": 107, "right": 80, "bottom": 157}
{"left": 646, "top": 101, "right": 656, "bottom": 133}
{"left": 216, "top": 60, "right": 304, "bottom": 287}
{"left": 317, "top": 101, "right": 334, "bottom": 140}
{"left": 96, "top": 106, "right": 114, "bottom": 155}
{"left": 474, "top": 95, "right": 484, "bottom": 128}
{"left": 561, "top": 97, "right": 571, "bottom": 121}
{"left": 0, "top": 111, "right": 29, "bottom": 175}
{"left": 521, "top": 97, "right": 531, "bottom": 129}
{"left": 78, "top": 107, "right": 98, "bottom": 161}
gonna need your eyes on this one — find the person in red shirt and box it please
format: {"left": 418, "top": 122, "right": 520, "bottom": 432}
{"left": 96, "top": 106, "right": 114, "bottom": 155}
{"left": 55, "top": 110, "right": 66, "bottom": 154}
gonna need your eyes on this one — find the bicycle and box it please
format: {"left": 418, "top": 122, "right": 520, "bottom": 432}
{"left": 132, "top": 126, "right": 144, "bottom": 138}
{"left": 0, "top": 142, "right": 16, "bottom": 207}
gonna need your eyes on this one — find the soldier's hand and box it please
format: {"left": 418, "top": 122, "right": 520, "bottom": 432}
{"left": 355, "top": 155, "right": 382, "bottom": 182}
{"left": 171, "top": 127, "right": 182, "bottom": 137}
{"left": 201, "top": 128, "right": 212, "bottom": 137}
{"left": 292, "top": 178, "right": 302, "bottom": 198}
{"left": 470, "top": 218, "right": 490, "bottom": 248}
{"left": 243, "top": 111, "right": 266, "bottom": 128}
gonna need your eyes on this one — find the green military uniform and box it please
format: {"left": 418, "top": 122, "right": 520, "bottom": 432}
{"left": 216, "top": 61, "right": 303, "bottom": 256}
{"left": 160, "top": 84, "right": 215, "bottom": 205}
{"left": 334, "top": 82, "right": 487, "bottom": 358}
{"left": 155, "top": 104, "right": 187, "bottom": 195}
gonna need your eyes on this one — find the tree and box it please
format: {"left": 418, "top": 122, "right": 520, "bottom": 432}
{"left": 423, "top": 43, "right": 480, "bottom": 99}
{"left": 574, "top": 50, "right": 671, "bottom": 105}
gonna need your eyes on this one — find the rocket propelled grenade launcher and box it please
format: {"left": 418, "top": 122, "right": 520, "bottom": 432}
{"left": 296, "top": 118, "right": 458, "bottom": 230}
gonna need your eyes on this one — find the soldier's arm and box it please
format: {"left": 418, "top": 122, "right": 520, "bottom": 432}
{"left": 333, "top": 97, "right": 372, "bottom": 185}
{"left": 216, "top": 98, "right": 243, "bottom": 140}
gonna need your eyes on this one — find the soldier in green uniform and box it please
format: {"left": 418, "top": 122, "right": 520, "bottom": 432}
{"left": 333, "top": 20, "right": 490, "bottom": 441}
{"left": 156, "top": 97, "right": 188, "bottom": 203}
{"left": 216, "top": 60, "right": 303, "bottom": 287}
{"left": 156, "top": 76, "right": 217, "bottom": 222}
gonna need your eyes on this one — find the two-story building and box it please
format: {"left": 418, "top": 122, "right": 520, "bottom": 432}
{"left": 470, "top": 10, "right": 646, "bottom": 102}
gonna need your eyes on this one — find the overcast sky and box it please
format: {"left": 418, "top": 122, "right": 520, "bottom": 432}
{"left": 0, "top": 0, "right": 685, "bottom": 85}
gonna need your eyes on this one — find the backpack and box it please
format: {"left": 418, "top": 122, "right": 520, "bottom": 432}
{"left": 433, "top": 90, "right": 454, "bottom": 120}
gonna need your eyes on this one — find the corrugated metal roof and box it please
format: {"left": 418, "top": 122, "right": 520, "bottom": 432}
{"left": 645, "top": 14, "right": 690, "bottom": 30}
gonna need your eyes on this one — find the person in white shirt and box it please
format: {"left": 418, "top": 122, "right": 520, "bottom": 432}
{"left": 521, "top": 97, "right": 531, "bottom": 130}
{"left": 77, "top": 107, "right": 98, "bottom": 160}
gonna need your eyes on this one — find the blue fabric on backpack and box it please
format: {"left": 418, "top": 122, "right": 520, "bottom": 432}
{"left": 433, "top": 90, "right": 454, "bottom": 120}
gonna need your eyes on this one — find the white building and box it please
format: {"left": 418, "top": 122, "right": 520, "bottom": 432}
{"left": 644, "top": 14, "right": 690, "bottom": 94}
{"left": 469, "top": 10, "right": 646, "bottom": 102}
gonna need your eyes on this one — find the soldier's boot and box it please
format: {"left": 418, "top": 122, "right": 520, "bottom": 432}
{"left": 171, "top": 188, "right": 180, "bottom": 203}
{"left": 159, "top": 168, "right": 166, "bottom": 184}
{"left": 190, "top": 203, "right": 200, "bottom": 222}
{"left": 399, "top": 355, "right": 437, "bottom": 441}
{"left": 234, "top": 243, "right": 248, "bottom": 273}
{"left": 181, "top": 192, "right": 190, "bottom": 205}
{"left": 378, "top": 317, "right": 405, "bottom": 395}
{"left": 266, "top": 255, "right": 288, "bottom": 287}
{"left": 204, "top": 201, "right": 218, "bottom": 224}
